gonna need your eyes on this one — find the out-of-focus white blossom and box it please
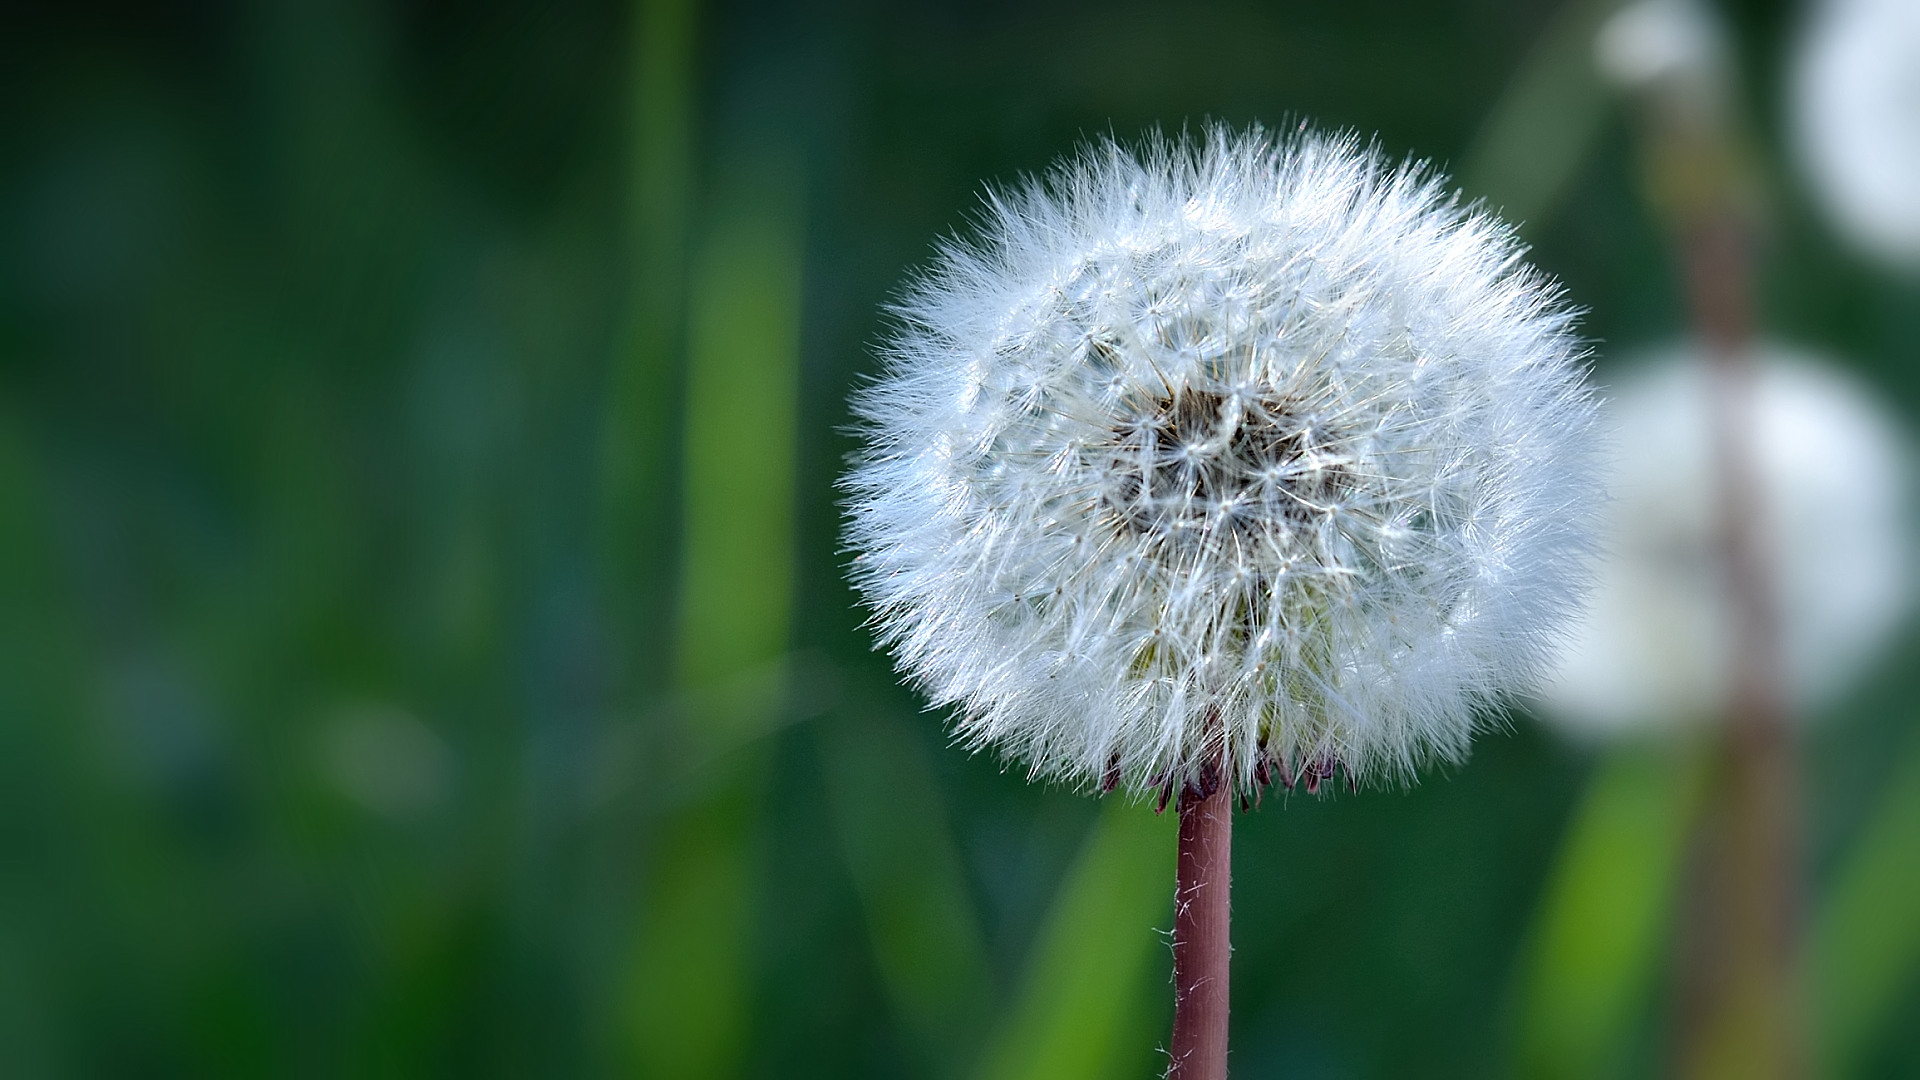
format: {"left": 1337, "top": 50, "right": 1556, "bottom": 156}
{"left": 1595, "top": 0, "right": 1726, "bottom": 94}
{"left": 844, "top": 126, "right": 1597, "bottom": 798}
{"left": 1792, "top": 0, "right": 1920, "bottom": 269}
{"left": 1543, "top": 343, "right": 1913, "bottom": 736}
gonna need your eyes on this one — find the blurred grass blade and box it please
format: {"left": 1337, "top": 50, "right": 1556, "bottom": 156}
{"left": 630, "top": 0, "right": 697, "bottom": 267}
{"left": 974, "top": 799, "right": 1175, "bottom": 1080}
{"left": 818, "top": 709, "right": 991, "bottom": 1075}
{"left": 625, "top": 144, "right": 805, "bottom": 1078}
{"left": 600, "top": 0, "right": 699, "bottom": 625}
{"left": 628, "top": 787, "right": 761, "bottom": 1078}
{"left": 1814, "top": 734, "right": 1920, "bottom": 1076}
{"left": 670, "top": 169, "right": 803, "bottom": 714}
{"left": 1460, "top": 0, "right": 1621, "bottom": 232}
{"left": 1511, "top": 744, "right": 1705, "bottom": 1080}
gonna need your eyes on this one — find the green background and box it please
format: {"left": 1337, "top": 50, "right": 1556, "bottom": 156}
{"left": 2, "top": 0, "right": 1917, "bottom": 1076}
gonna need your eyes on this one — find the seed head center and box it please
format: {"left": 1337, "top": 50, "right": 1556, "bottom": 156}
{"left": 1099, "top": 388, "right": 1346, "bottom": 547}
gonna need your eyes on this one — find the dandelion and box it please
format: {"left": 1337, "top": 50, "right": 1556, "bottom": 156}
{"left": 1518, "top": 343, "right": 1912, "bottom": 1079}
{"left": 848, "top": 126, "right": 1593, "bottom": 797}
{"left": 1543, "top": 342, "right": 1914, "bottom": 737}
{"left": 1792, "top": 0, "right": 1920, "bottom": 270}
{"left": 844, "top": 125, "right": 1596, "bottom": 1078}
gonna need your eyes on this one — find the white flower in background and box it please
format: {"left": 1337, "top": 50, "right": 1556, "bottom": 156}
{"left": 1542, "top": 344, "right": 1914, "bottom": 736}
{"left": 1595, "top": 0, "right": 1726, "bottom": 93}
{"left": 1792, "top": 0, "right": 1920, "bottom": 269}
{"left": 845, "top": 126, "right": 1597, "bottom": 799}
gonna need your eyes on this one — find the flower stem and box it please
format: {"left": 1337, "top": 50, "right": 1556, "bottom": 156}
{"left": 1168, "top": 777, "right": 1232, "bottom": 1079}
{"left": 1670, "top": 215, "right": 1805, "bottom": 1080}
{"left": 1607, "top": 16, "right": 1807, "bottom": 1069}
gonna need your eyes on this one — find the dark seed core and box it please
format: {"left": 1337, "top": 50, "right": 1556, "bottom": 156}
{"left": 1096, "top": 388, "right": 1348, "bottom": 546}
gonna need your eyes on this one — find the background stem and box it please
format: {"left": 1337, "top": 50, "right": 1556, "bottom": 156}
{"left": 1602, "top": 10, "right": 1806, "bottom": 1068}
{"left": 1669, "top": 213, "right": 1804, "bottom": 1080}
{"left": 1168, "top": 780, "right": 1232, "bottom": 1079}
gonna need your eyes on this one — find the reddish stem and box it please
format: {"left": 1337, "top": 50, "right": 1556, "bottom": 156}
{"left": 1168, "top": 779, "right": 1232, "bottom": 1080}
{"left": 1670, "top": 216, "right": 1804, "bottom": 1080}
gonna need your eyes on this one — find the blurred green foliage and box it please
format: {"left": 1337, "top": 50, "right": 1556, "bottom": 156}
{"left": 1510, "top": 745, "right": 1705, "bottom": 1080}
{"left": 3, "top": 0, "right": 1919, "bottom": 1077}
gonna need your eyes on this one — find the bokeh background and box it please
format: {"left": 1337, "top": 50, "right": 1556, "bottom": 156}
{"left": 3, "top": 0, "right": 1917, "bottom": 1076}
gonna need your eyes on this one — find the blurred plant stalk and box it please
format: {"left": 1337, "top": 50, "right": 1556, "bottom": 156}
{"left": 1600, "top": 3, "right": 1802, "bottom": 1076}
{"left": 628, "top": 162, "right": 803, "bottom": 1077}
{"left": 817, "top": 704, "right": 993, "bottom": 1076}
{"left": 1511, "top": 746, "right": 1708, "bottom": 1078}
{"left": 1461, "top": 0, "right": 1623, "bottom": 234}
{"left": 975, "top": 799, "right": 1174, "bottom": 1080}
{"left": 601, "top": 0, "right": 697, "bottom": 649}
{"left": 1814, "top": 734, "right": 1920, "bottom": 1076}
{"left": 613, "top": 0, "right": 807, "bottom": 1061}
{"left": 624, "top": 160, "right": 804, "bottom": 1077}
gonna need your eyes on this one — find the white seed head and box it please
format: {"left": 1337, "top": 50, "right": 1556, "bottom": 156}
{"left": 844, "top": 126, "right": 1597, "bottom": 798}
{"left": 1791, "top": 0, "right": 1920, "bottom": 270}
{"left": 1596, "top": 0, "right": 1727, "bottom": 94}
{"left": 1542, "top": 343, "right": 1915, "bottom": 737}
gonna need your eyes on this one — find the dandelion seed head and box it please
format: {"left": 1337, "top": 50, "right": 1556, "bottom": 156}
{"left": 845, "top": 125, "right": 1598, "bottom": 797}
{"left": 1542, "top": 343, "right": 1914, "bottom": 736}
{"left": 1791, "top": 0, "right": 1920, "bottom": 270}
